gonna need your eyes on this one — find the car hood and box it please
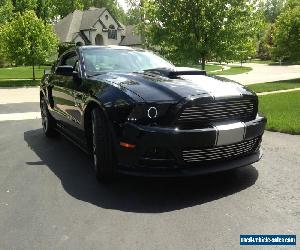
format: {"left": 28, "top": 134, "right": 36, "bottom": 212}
{"left": 94, "top": 71, "right": 255, "bottom": 103}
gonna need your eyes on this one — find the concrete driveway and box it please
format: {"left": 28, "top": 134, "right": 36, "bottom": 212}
{"left": 0, "top": 87, "right": 299, "bottom": 249}
{"left": 223, "top": 63, "right": 300, "bottom": 85}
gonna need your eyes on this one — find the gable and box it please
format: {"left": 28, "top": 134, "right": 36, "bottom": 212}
{"left": 54, "top": 7, "right": 129, "bottom": 45}
{"left": 54, "top": 10, "right": 83, "bottom": 43}
{"left": 97, "top": 9, "right": 123, "bottom": 30}
{"left": 80, "top": 7, "right": 106, "bottom": 30}
{"left": 100, "top": 9, "right": 119, "bottom": 30}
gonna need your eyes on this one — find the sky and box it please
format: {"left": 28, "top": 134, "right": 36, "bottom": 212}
{"left": 117, "top": 0, "right": 129, "bottom": 12}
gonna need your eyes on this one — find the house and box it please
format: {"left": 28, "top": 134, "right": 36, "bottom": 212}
{"left": 54, "top": 7, "right": 142, "bottom": 47}
{"left": 119, "top": 25, "right": 142, "bottom": 47}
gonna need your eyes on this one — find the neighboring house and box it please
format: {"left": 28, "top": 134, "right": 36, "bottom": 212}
{"left": 54, "top": 7, "right": 142, "bottom": 47}
{"left": 119, "top": 25, "right": 142, "bottom": 47}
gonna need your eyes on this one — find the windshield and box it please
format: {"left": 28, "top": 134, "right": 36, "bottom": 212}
{"left": 82, "top": 48, "right": 174, "bottom": 76}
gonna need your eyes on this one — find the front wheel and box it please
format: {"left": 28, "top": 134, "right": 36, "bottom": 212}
{"left": 91, "top": 108, "right": 116, "bottom": 181}
{"left": 40, "top": 97, "right": 57, "bottom": 137}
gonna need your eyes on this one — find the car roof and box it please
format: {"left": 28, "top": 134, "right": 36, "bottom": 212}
{"left": 80, "top": 45, "right": 145, "bottom": 52}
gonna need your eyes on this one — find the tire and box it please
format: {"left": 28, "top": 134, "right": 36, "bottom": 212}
{"left": 40, "top": 97, "right": 57, "bottom": 137}
{"left": 91, "top": 107, "right": 116, "bottom": 181}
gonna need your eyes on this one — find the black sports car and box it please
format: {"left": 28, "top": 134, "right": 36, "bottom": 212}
{"left": 40, "top": 45, "right": 266, "bottom": 180}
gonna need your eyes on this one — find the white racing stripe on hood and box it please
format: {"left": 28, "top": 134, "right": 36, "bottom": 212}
{"left": 181, "top": 75, "right": 243, "bottom": 98}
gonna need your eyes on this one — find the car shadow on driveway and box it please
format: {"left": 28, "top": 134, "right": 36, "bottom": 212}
{"left": 24, "top": 129, "right": 258, "bottom": 213}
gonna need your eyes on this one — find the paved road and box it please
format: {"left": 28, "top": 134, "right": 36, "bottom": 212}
{"left": 0, "top": 98, "right": 299, "bottom": 249}
{"left": 223, "top": 63, "right": 300, "bottom": 85}
{"left": 0, "top": 87, "right": 40, "bottom": 104}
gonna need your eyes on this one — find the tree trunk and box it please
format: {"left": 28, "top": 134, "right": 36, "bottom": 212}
{"left": 32, "top": 60, "right": 35, "bottom": 81}
{"left": 201, "top": 57, "right": 206, "bottom": 70}
{"left": 31, "top": 39, "right": 36, "bottom": 81}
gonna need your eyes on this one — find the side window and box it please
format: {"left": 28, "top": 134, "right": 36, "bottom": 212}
{"left": 61, "top": 53, "right": 78, "bottom": 68}
{"left": 56, "top": 52, "right": 80, "bottom": 76}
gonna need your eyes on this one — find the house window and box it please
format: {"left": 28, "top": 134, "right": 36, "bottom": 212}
{"left": 108, "top": 25, "right": 117, "bottom": 40}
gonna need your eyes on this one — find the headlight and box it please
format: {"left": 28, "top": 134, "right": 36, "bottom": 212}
{"left": 147, "top": 107, "right": 158, "bottom": 119}
{"left": 127, "top": 103, "right": 172, "bottom": 124}
{"left": 127, "top": 104, "right": 148, "bottom": 122}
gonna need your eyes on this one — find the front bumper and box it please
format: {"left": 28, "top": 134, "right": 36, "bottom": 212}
{"left": 117, "top": 115, "right": 266, "bottom": 176}
{"left": 118, "top": 150, "right": 262, "bottom": 177}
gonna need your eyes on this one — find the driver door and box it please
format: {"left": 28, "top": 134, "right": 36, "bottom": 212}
{"left": 51, "top": 52, "right": 81, "bottom": 136}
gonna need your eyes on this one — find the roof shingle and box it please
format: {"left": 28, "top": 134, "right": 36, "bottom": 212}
{"left": 120, "top": 25, "right": 142, "bottom": 46}
{"left": 79, "top": 7, "right": 106, "bottom": 30}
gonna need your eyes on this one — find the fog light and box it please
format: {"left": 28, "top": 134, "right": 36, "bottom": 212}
{"left": 143, "top": 147, "right": 173, "bottom": 159}
{"left": 120, "top": 142, "right": 136, "bottom": 149}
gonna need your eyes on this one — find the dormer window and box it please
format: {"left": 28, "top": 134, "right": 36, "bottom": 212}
{"left": 108, "top": 25, "right": 117, "bottom": 40}
{"left": 105, "top": 15, "right": 108, "bottom": 20}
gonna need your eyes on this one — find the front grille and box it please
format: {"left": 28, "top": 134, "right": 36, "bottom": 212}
{"left": 182, "top": 137, "right": 260, "bottom": 163}
{"left": 177, "top": 99, "right": 256, "bottom": 126}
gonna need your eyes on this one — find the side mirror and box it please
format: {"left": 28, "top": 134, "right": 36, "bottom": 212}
{"left": 56, "top": 65, "right": 75, "bottom": 76}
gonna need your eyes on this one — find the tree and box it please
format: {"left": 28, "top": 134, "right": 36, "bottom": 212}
{"left": 0, "top": 0, "right": 14, "bottom": 68}
{"left": 126, "top": 0, "right": 143, "bottom": 25}
{"left": 52, "top": 0, "right": 84, "bottom": 18}
{"left": 264, "top": 0, "right": 285, "bottom": 23}
{"left": 272, "top": 3, "right": 300, "bottom": 61}
{"left": 93, "top": 0, "right": 127, "bottom": 24}
{"left": 12, "top": 0, "right": 37, "bottom": 13}
{"left": 35, "top": 0, "right": 58, "bottom": 23}
{"left": 8, "top": 0, "right": 128, "bottom": 24}
{"left": 126, "top": 6, "right": 141, "bottom": 25}
{"left": 49, "top": 0, "right": 127, "bottom": 23}
{"left": 0, "top": 11, "right": 58, "bottom": 79}
{"left": 284, "top": 0, "right": 300, "bottom": 9}
{"left": 0, "top": 0, "right": 13, "bottom": 23}
{"left": 143, "top": 0, "right": 262, "bottom": 69}
{"left": 257, "top": 24, "right": 274, "bottom": 60}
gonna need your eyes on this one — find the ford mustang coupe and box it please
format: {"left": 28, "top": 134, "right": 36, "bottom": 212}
{"left": 40, "top": 45, "right": 266, "bottom": 181}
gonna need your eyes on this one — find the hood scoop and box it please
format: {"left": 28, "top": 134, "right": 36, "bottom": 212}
{"left": 144, "top": 67, "right": 206, "bottom": 79}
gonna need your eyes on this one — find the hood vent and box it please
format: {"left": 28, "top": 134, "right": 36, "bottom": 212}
{"left": 144, "top": 67, "right": 206, "bottom": 79}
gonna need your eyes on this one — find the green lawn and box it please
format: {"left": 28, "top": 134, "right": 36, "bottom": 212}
{"left": 182, "top": 63, "right": 253, "bottom": 75}
{"left": 251, "top": 59, "right": 274, "bottom": 64}
{"left": 258, "top": 91, "right": 300, "bottom": 135}
{"left": 0, "top": 66, "right": 50, "bottom": 79}
{"left": 248, "top": 79, "right": 300, "bottom": 93}
{"left": 203, "top": 64, "right": 222, "bottom": 72}
{"left": 211, "top": 66, "right": 252, "bottom": 75}
{"left": 0, "top": 79, "right": 40, "bottom": 87}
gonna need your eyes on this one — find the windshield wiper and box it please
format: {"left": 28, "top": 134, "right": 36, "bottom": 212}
{"left": 87, "top": 72, "right": 105, "bottom": 78}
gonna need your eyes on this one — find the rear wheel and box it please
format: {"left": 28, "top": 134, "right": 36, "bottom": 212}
{"left": 40, "top": 97, "right": 57, "bottom": 137}
{"left": 91, "top": 107, "right": 116, "bottom": 181}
